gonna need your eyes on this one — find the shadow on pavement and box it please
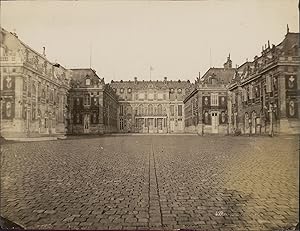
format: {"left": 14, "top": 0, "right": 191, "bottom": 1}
{"left": 0, "top": 216, "right": 24, "bottom": 229}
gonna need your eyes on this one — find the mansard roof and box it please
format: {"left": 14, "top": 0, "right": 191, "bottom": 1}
{"left": 200, "top": 67, "right": 235, "bottom": 85}
{"left": 110, "top": 79, "right": 193, "bottom": 90}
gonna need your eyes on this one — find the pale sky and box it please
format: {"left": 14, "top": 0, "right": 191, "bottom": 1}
{"left": 1, "top": 0, "right": 299, "bottom": 83}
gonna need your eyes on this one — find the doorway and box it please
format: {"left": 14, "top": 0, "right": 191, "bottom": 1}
{"left": 211, "top": 112, "right": 219, "bottom": 133}
{"left": 84, "top": 114, "right": 90, "bottom": 133}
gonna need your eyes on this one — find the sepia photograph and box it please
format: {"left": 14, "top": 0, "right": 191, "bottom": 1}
{"left": 0, "top": 0, "right": 299, "bottom": 230}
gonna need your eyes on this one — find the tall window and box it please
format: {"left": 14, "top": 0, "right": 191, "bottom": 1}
{"left": 148, "top": 104, "right": 153, "bottom": 115}
{"left": 170, "top": 105, "right": 175, "bottom": 116}
{"left": 120, "top": 105, "right": 124, "bottom": 115}
{"left": 211, "top": 93, "right": 219, "bottom": 106}
{"left": 120, "top": 118, "right": 124, "bottom": 130}
{"left": 85, "top": 78, "right": 91, "bottom": 86}
{"left": 158, "top": 104, "right": 162, "bottom": 115}
{"left": 84, "top": 94, "right": 90, "bottom": 105}
{"left": 178, "top": 105, "right": 182, "bottom": 116}
{"left": 266, "top": 75, "right": 272, "bottom": 93}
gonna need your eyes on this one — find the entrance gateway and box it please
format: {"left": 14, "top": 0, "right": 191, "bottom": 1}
{"left": 135, "top": 116, "right": 167, "bottom": 133}
{"left": 83, "top": 114, "right": 90, "bottom": 133}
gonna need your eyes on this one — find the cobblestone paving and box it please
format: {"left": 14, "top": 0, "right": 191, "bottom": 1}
{"left": 0, "top": 135, "right": 299, "bottom": 230}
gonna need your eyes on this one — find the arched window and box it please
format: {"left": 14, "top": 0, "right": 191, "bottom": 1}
{"left": 32, "top": 84, "right": 36, "bottom": 95}
{"left": 138, "top": 104, "right": 143, "bottom": 115}
{"left": 148, "top": 104, "right": 153, "bottom": 115}
{"left": 245, "top": 112, "right": 249, "bottom": 129}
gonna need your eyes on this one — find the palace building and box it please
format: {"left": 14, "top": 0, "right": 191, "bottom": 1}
{"left": 227, "top": 29, "right": 300, "bottom": 135}
{"left": 67, "top": 69, "right": 118, "bottom": 134}
{"left": 1, "top": 26, "right": 299, "bottom": 139}
{"left": 0, "top": 28, "right": 71, "bottom": 139}
{"left": 110, "top": 77, "right": 193, "bottom": 133}
{"left": 184, "top": 56, "right": 235, "bottom": 134}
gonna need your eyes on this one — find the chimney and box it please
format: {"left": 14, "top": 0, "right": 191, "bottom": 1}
{"left": 134, "top": 76, "right": 137, "bottom": 83}
{"left": 198, "top": 72, "right": 201, "bottom": 78}
{"left": 43, "top": 47, "right": 46, "bottom": 57}
{"left": 164, "top": 76, "right": 167, "bottom": 82}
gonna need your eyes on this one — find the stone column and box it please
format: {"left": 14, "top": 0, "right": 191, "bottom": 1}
{"left": 197, "top": 90, "right": 203, "bottom": 135}
{"left": 237, "top": 86, "right": 244, "bottom": 133}
{"left": 227, "top": 91, "right": 232, "bottom": 134}
{"left": 278, "top": 72, "right": 290, "bottom": 133}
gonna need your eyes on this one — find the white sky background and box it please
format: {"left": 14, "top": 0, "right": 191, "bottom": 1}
{"left": 1, "top": 0, "right": 299, "bottom": 83}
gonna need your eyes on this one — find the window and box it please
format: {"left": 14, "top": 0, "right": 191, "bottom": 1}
{"left": 266, "top": 75, "right": 272, "bottom": 93}
{"left": 50, "top": 90, "right": 53, "bottom": 101}
{"left": 178, "top": 88, "right": 182, "bottom": 94}
{"left": 158, "top": 104, "right": 162, "bottom": 115}
{"left": 85, "top": 78, "right": 91, "bottom": 86}
{"left": 84, "top": 94, "right": 90, "bottom": 105}
{"left": 138, "top": 93, "right": 144, "bottom": 100}
{"left": 93, "top": 113, "right": 97, "bottom": 123}
{"left": 120, "top": 105, "right": 124, "bottom": 115}
{"left": 93, "top": 97, "right": 98, "bottom": 106}
{"left": 128, "top": 88, "right": 132, "bottom": 93}
{"left": 148, "top": 104, "right": 153, "bottom": 115}
{"left": 76, "top": 113, "right": 80, "bottom": 124}
{"left": 178, "top": 105, "right": 182, "bottom": 116}
{"left": 120, "top": 88, "right": 124, "bottom": 93}
{"left": 211, "top": 93, "right": 219, "bottom": 106}
{"left": 157, "top": 93, "right": 163, "bottom": 100}
{"left": 120, "top": 118, "right": 124, "bottom": 130}
{"left": 32, "top": 84, "right": 37, "bottom": 95}
{"left": 148, "top": 93, "right": 154, "bottom": 100}
{"left": 170, "top": 105, "right": 175, "bottom": 116}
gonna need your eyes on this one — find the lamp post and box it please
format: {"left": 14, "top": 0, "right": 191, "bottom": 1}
{"left": 248, "top": 118, "right": 252, "bottom": 137}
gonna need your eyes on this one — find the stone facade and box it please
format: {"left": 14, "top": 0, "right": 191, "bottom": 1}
{"left": 0, "top": 28, "right": 70, "bottom": 139}
{"left": 2, "top": 27, "right": 298, "bottom": 138}
{"left": 228, "top": 30, "right": 300, "bottom": 135}
{"left": 184, "top": 56, "right": 235, "bottom": 134}
{"left": 67, "top": 69, "right": 118, "bottom": 134}
{"left": 110, "top": 77, "right": 193, "bottom": 133}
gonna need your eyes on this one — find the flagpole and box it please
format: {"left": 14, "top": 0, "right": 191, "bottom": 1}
{"left": 150, "top": 66, "right": 151, "bottom": 81}
{"left": 89, "top": 42, "right": 92, "bottom": 69}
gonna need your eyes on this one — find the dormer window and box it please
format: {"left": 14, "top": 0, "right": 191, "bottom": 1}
{"left": 85, "top": 78, "right": 91, "bottom": 86}
{"left": 120, "top": 88, "right": 124, "bottom": 93}
{"left": 178, "top": 88, "right": 182, "bottom": 93}
{"left": 128, "top": 88, "right": 132, "bottom": 93}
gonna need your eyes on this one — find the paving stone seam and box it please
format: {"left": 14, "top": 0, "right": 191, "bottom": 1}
{"left": 147, "top": 143, "right": 151, "bottom": 228}
{"left": 151, "top": 142, "right": 164, "bottom": 228}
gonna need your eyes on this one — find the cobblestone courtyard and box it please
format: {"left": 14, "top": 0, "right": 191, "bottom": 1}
{"left": 0, "top": 135, "right": 299, "bottom": 230}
